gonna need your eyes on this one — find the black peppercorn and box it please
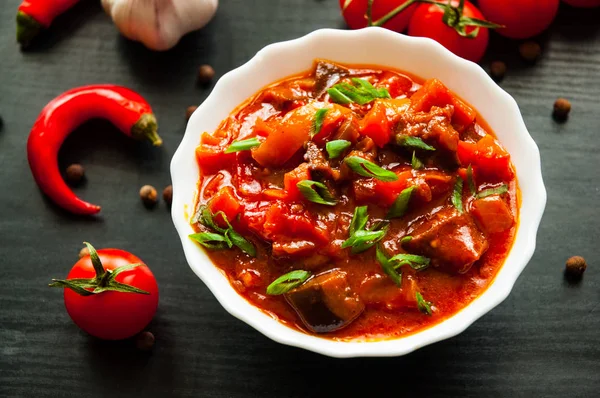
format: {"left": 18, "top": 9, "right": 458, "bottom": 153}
{"left": 163, "top": 185, "right": 173, "bottom": 206}
{"left": 135, "top": 331, "right": 155, "bottom": 351}
{"left": 519, "top": 41, "right": 541, "bottom": 62}
{"left": 489, "top": 61, "right": 507, "bottom": 82}
{"left": 565, "top": 256, "right": 587, "bottom": 279}
{"left": 140, "top": 185, "right": 158, "bottom": 208}
{"left": 197, "top": 64, "right": 215, "bottom": 85}
{"left": 553, "top": 98, "right": 571, "bottom": 121}
{"left": 186, "top": 105, "right": 198, "bottom": 121}
{"left": 65, "top": 164, "right": 85, "bottom": 185}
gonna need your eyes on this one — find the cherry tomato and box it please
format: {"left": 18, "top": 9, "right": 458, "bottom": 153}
{"left": 562, "top": 0, "right": 600, "bottom": 7}
{"left": 407, "top": 0, "right": 490, "bottom": 63}
{"left": 53, "top": 244, "right": 159, "bottom": 340}
{"left": 339, "top": 0, "right": 417, "bottom": 32}
{"left": 478, "top": 0, "right": 559, "bottom": 39}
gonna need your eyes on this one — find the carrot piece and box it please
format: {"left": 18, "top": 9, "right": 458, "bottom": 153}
{"left": 284, "top": 163, "right": 311, "bottom": 202}
{"left": 207, "top": 186, "right": 242, "bottom": 223}
{"left": 252, "top": 104, "right": 314, "bottom": 167}
{"left": 262, "top": 188, "right": 288, "bottom": 200}
{"left": 253, "top": 118, "right": 275, "bottom": 137}
{"left": 459, "top": 135, "right": 513, "bottom": 181}
{"left": 359, "top": 100, "right": 390, "bottom": 147}
{"left": 410, "top": 79, "right": 476, "bottom": 130}
{"left": 450, "top": 95, "right": 476, "bottom": 129}
{"left": 471, "top": 196, "right": 514, "bottom": 234}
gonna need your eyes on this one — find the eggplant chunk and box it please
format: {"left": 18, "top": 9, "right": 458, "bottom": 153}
{"left": 405, "top": 206, "right": 489, "bottom": 274}
{"left": 285, "top": 269, "right": 364, "bottom": 333}
{"left": 313, "top": 60, "right": 348, "bottom": 97}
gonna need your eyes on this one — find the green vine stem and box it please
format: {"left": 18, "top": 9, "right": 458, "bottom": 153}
{"left": 49, "top": 242, "right": 149, "bottom": 296}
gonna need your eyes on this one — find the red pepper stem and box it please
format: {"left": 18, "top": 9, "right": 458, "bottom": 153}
{"left": 83, "top": 242, "right": 106, "bottom": 280}
{"left": 131, "top": 113, "right": 162, "bottom": 146}
{"left": 16, "top": 11, "right": 42, "bottom": 47}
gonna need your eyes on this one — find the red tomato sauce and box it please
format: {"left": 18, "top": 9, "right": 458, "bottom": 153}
{"left": 191, "top": 60, "right": 519, "bottom": 341}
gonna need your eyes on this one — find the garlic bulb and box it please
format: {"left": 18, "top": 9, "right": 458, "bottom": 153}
{"left": 102, "top": 0, "right": 218, "bottom": 51}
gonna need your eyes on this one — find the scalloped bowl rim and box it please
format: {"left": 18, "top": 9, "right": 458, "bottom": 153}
{"left": 170, "top": 28, "right": 546, "bottom": 358}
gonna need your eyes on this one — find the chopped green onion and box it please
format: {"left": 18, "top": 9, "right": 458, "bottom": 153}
{"left": 327, "top": 78, "right": 390, "bottom": 105}
{"left": 311, "top": 108, "right": 329, "bottom": 137}
{"left": 343, "top": 206, "right": 387, "bottom": 254}
{"left": 189, "top": 232, "right": 231, "bottom": 250}
{"left": 396, "top": 135, "right": 436, "bottom": 151}
{"left": 344, "top": 156, "right": 398, "bottom": 182}
{"left": 225, "top": 137, "right": 261, "bottom": 153}
{"left": 389, "top": 253, "right": 430, "bottom": 271}
{"left": 348, "top": 205, "right": 368, "bottom": 236}
{"left": 190, "top": 207, "right": 256, "bottom": 256}
{"left": 411, "top": 151, "right": 424, "bottom": 170}
{"left": 296, "top": 180, "right": 337, "bottom": 206}
{"left": 343, "top": 229, "right": 386, "bottom": 254}
{"left": 416, "top": 292, "right": 433, "bottom": 316}
{"left": 376, "top": 245, "right": 402, "bottom": 287}
{"left": 326, "top": 139, "right": 351, "bottom": 159}
{"left": 327, "top": 87, "right": 352, "bottom": 104}
{"left": 466, "top": 164, "right": 476, "bottom": 195}
{"left": 477, "top": 184, "right": 509, "bottom": 199}
{"left": 387, "top": 186, "right": 415, "bottom": 219}
{"left": 266, "top": 270, "right": 311, "bottom": 295}
{"left": 225, "top": 229, "right": 257, "bottom": 257}
{"left": 400, "top": 236, "right": 412, "bottom": 244}
{"left": 452, "top": 178, "right": 464, "bottom": 213}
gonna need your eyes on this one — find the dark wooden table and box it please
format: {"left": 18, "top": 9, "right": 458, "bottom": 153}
{"left": 1, "top": 1, "right": 598, "bottom": 397}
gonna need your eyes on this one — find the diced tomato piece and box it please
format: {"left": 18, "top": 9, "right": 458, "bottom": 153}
{"left": 458, "top": 135, "right": 513, "bottom": 181}
{"left": 207, "top": 186, "right": 243, "bottom": 224}
{"left": 372, "top": 170, "right": 412, "bottom": 206}
{"left": 203, "top": 173, "right": 226, "bottom": 198}
{"left": 196, "top": 148, "right": 235, "bottom": 176}
{"left": 283, "top": 163, "right": 311, "bottom": 202}
{"left": 457, "top": 140, "right": 477, "bottom": 165}
{"left": 359, "top": 100, "right": 390, "bottom": 147}
{"left": 410, "top": 78, "right": 476, "bottom": 130}
{"left": 358, "top": 273, "right": 418, "bottom": 310}
{"left": 252, "top": 104, "right": 316, "bottom": 167}
{"left": 263, "top": 201, "right": 328, "bottom": 244}
{"left": 377, "top": 72, "right": 413, "bottom": 98}
{"left": 235, "top": 151, "right": 262, "bottom": 197}
{"left": 356, "top": 169, "right": 452, "bottom": 207}
{"left": 471, "top": 196, "right": 514, "bottom": 234}
{"left": 195, "top": 132, "right": 235, "bottom": 175}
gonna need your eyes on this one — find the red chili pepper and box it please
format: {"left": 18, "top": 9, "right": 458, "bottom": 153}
{"left": 27, "top": 85, "right": 162, "bottom": 216}
{"left": 16, "top": 0, "right": 80, "bottom": 46}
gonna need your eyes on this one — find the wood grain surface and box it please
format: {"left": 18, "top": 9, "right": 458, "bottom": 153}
{"left": 0, "top": 1, "right": 598, "bottom": 397}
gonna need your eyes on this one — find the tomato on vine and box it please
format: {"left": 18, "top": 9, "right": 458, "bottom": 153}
{"left": 340, "top": 0, "right": 501, "bottom": 64}
{"left": 478, "top": 0, "right": 559, "bottom": 39}
{"left": 407, "top": 0, "right": 500, "bottom": 63}
{"left": 50, "top": 242, "right": 159, "bottom": 340}
{"left": 339, "top": 0, "right": 417, "bottom": 32}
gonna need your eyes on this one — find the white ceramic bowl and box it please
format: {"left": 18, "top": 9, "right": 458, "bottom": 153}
{"left": 170, "top": 28, "right": 546, "bottom": 358}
